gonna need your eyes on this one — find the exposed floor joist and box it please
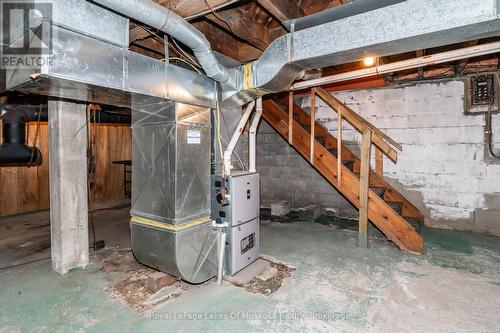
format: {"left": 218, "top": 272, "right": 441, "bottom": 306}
{"left": 256, "top": 0, "right": 304, "bottom": 22}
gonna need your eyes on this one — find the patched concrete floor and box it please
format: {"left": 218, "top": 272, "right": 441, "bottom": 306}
{"left": 0, "top": 206, "right": 499, "bottom": 332}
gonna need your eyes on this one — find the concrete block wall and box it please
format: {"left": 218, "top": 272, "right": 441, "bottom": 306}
{"left": 256, "top": 79, "right": 500, "bottom": 235}
{"left": 256, "top": 121, "right": 358, "bottom": 218}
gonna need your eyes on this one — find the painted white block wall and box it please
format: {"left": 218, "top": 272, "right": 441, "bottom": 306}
{"left": 300, "top": 79, "right": 500, "bottom": 234}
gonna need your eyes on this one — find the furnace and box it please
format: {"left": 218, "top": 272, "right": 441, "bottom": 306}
{"left": 212, "top": 172, "right": 261, "bottom": 276}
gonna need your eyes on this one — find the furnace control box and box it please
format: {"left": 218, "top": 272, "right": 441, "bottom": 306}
{"left": 211, "top": 172, "right": 260, "bottom": 276}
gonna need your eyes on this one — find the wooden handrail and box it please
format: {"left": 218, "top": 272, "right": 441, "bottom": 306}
{"left": 315, "top": 87, "right": 401, "bottom": 150}
{"left": 288, "top": 91, "right": 293, "bottom": 144}
{"left": 313, "top": 87, "right": 401, "bottom": 163}
{"left": 312, "top": 87, "right": 405, "bottom": 248}
{"left": 310, "top": 89, "right": 316, "bottom": 164}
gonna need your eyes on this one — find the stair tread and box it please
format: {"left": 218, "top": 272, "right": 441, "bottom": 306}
{"left": 384, "top": 200, "right": 403, "bottom": 214}
{"left": 342, "top": 159, "right": 354, "bottom": 171}
{"left": 384, "top": 200, "right": 403, "bottom": 205}
{"left": 370, "top": 186, "right": 387, "bottom": 197}
{"left": 327, "top": 148, "right": 338, "bottom": 157}
{"left": 265, "top": 97, "right": 424, "bottom": 254}
{"left": 315, "top": 136, "right": 326, "bottom": 145}
{"left": 404, "top": 217, "right": 423, "bottom": 234}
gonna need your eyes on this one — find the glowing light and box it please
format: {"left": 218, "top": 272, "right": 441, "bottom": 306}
{"left": 363, "top": 57, "right": 375, "bottom": 66}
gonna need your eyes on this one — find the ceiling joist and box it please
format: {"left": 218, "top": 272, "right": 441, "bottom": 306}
{"left": 256, "top": 0, "right": 304, "bottom": 23}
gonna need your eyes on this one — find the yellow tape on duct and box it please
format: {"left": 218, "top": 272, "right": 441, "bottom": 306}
{"left": 130, "top": 215, "right": 211, "bottom": 232}
{"left": 243, "top": 63, "right": 272, "bottom": 95}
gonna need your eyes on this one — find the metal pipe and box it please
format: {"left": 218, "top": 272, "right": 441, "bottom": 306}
{"left": 249, "top": 97, "right": 262, "bottom": 173}
{"left": 223, "top": 101, "right": 255, "bottom": 176}
{"left": 217, "top": 228, "right": 227, "bottom": 285}
{"left": 0, "top": 104, "right": 46, "bottom": 166}
{"left": 292, "top": 41, "right": 500, "bottom": 90}
{"left": 0, "top": 103, "right": 130, "bottom": 167}
{"left": 92, "top": 0, "right": 237, "bottom": 90}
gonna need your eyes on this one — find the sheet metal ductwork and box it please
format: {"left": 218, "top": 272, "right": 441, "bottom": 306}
{"left": 92, "top": 0, "right": 238, "bottom": 91}
{"left": 130, "top": 101, "right": 217, "bottom": 284}
{"left": 232, "top": 0, "right": 500, "bottom": 103}
{"left": 0, "top": 103, "right": 130, "bottom": 167}
{"left": 92, "top": 0, "right": 500, "bottom": 105}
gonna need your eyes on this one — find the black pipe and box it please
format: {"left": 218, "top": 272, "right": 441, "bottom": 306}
{"left": 0, "top": 104, "right": 131, "bottom": 167}
{"left": 0, "top": 104, "right": 46, "bottom": 167}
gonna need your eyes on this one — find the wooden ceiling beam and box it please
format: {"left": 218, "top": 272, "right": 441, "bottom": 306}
{"left": 205, "top": 8, "right": 271, "bottom": 51}
{"left": 193, "top": 21, "right": 261, "bottom": 62}
{"left": 154, "top": 0, "right": 234, "bottom": 18}
{"left": 256, "top": 0, "right": 304, "bottom": 23}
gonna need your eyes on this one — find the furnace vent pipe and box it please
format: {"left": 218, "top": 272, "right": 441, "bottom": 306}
{"left": 0, "top": 104, "right": 130, "bottom": 167}
{"left": 0, "top": 104, "right": 47, "bottom": 167}
{"left": 248, "top": 97, "right": 262, "bottom": 173}
{"left": 92, "top": 0, "right": 238, "bottom": 90}
{"left": 223, "top": 101, "right": 255, "bottom": 176}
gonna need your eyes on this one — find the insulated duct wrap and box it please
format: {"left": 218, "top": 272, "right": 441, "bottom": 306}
{"left": 130, "top": 100, "right": 217, "bottom": 283}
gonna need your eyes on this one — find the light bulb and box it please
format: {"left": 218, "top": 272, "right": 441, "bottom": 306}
{"left": 364, "top": 57, "right": 375, "bottom": 66}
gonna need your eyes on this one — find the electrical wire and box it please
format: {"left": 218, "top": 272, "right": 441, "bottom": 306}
{"left": 203, "top": 0, "right": 236, "bottom": 36}
{"left": 218, "top": 105, "right": 246, "bottom": 171}
{"left": 163, "top": 57, "right": 202, "bottom": 74}
{"left": 485, "top": 74, "right": 500, "bottom": 160}
{"left": 220, "top": 136, "right": 246, "bottom": 170}
{"left": 171, "top": 38, "right": 200, "bottom": 67}
{"left": 27, "top": 104, "right": 42, "bottom": 167}
{"left": 215, "top": 91, "right": 225, "bottom": 176}
{"left": 135, "top": 24, "right": 201, "bottom": 70}
{"left": 0, "top": 256, "right": 51, "bottom": 272}
{"left": 86, "top": 105, "right": 98, "bottom": 251}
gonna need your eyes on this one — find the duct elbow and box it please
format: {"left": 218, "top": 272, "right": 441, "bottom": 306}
{"left": 0, "top": 144, "right": 42, "bottom": 167}
{"left": 0, "top": 104, "right": 46, "bottom": 167}
{"left": 94, "top": 0, "right": 238, "bottom": 90}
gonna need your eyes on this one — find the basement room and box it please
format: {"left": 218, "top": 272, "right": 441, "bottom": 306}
{"left": 0, "top": 0, "right": 499, "bottom": 332}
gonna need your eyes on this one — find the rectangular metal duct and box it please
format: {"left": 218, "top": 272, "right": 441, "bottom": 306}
{"left": 229, "top": 0, "right": 500, "bottom": 103}
{"left": 129, "top": 101, "right": 217, "bottom": 284}
{"left": 131, "top": 102, "right": 211, "bottom": 224}
{"left": 4, "top": 2, "right": 215, "bottom": 109}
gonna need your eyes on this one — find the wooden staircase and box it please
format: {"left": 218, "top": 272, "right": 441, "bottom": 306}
{"left": 262, "top": 88, "right": 424, "bottom": 254}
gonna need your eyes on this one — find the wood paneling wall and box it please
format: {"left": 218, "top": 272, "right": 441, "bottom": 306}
{"left": 0, "top": 121, "right": 131, "bottom": 216}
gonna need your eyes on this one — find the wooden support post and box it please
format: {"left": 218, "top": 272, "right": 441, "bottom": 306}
{"left": 337, "top": 109, "right": 342, "bottom": 188}
{"left": 48, "top": 99, "right": 89, "bottom": 274}
{"left": 310, "top": 89, "right": 315, "bottom": 164}
{"left": 375, "top": 147, "right": 384, "bottom": 176}
{"left": 358, "top": 130, "right": 372, "bottom": 248}
{"left": 288, "top": 91, "right": 293, "bottom": 144}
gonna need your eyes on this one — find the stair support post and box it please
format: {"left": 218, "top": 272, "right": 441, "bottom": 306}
{"left": 375, "top": 147, "right": 384, "bottom": 176}
{"left": 288, "top": 91, "right": 293, "bottom": 144}
{"left": 337, "top": 109, "right": 342, "bottom": 189}
{"left": 358, "top": 129, "right": 372, "bottom": 248}
{"left": 310, "top": 89, "right": 316, "bottom": 164}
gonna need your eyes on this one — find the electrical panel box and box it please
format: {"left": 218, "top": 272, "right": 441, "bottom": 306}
{"left": 471, "top": 74, "right": 495, "bottom": 106}
{"left": 211, "top": 172, "right": 260, "bottom": 276}
{"left": 465, "top": 73, "right": 498, "bottom": 115}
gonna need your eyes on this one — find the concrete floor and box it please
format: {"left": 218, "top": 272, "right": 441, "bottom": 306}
{"left": 0, "top": 205, "right": 499, "bottom": 332}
